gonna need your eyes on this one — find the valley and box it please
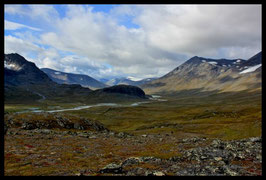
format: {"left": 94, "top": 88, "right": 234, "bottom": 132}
{"left": 4, "top": 88, "right": 261, "bottom": 176}
{"left": 4, "top": 4, "right": 262, "bottom": 176}
{"left": 4, "top": 52, "right": 262, "bottom": 176}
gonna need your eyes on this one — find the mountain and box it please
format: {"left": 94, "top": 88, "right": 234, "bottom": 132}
{"left": 4, "top": 53, "right": 148, "bottom": 103}
{"left": 4, "top": 53, "right": 93, "bottom": 103}
{"left": 95, "top": 84, "right": 147, "bottom": 98}
{"left": 142, "top": 52, "right": 261, "bottom": 94}
{"left": 240, "top": 52, "right": 261, "bottom": 67}
{"left": 4, "top": 53, "right": 54, "bottom": 86}
{"left": 105, "top": 77, "right": 134, "bottom": 86}
{"left": 41, "top": 68, "right": 107, "bottom": 89}
{"left": 105, "top": 77, "right": 156, "bottom": 87}
{"left": 98, "top": 78, "right": 110, "bottom": 84}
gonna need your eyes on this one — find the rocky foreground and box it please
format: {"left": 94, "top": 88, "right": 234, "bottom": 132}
{"left": 4, "top": 113, "right": 262, "bottom": 176}
{"left": 99, "top": 137, "right": 262, "bottom": 176}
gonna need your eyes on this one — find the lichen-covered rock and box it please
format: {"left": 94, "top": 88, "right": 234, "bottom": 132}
{"left": 99, "top": 163, "right": 123, "bottom": 174}
{"left": 148, "top": 171, "right": 165, "bottom": 176}
{"left": 21, "top": 122, "right": 37, "bottom": 130}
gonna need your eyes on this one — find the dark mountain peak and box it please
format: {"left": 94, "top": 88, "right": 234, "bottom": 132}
{"left": 5, "top": 53, "right": 29, "bottom": 65}
{"left": 182, "top": 55, "right": 247, "bottom": 69}
{"left": 5, "top": 53, "right": 25, "bottom": 59}
{"left": 4, "top": 53, "right": 54, "bottom": 86}
{"left": 186, "top": 56, "right": 201, "bottom": 62}
{"left": 97, "top": 84, "right": 146, "bottom": 98}
{"left": 242, "top": 51, "right": 261, "bottom": 67}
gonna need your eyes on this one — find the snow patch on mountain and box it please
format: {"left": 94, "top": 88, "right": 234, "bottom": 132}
{"left": 208, "top": 61, "right": 217, "bottom": 65}
{"left": 239, "top": 64, "right": 261, "bottom": 74}
{"left": 4, "top": 61, "right": 22, "bottom": 71}
{"left": 127, "top": 76, "right": 142, "bottom": 81}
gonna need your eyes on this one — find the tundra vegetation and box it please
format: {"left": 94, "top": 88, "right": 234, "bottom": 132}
{"left": 4, "top": 89, "right": 261, "bottom": 176}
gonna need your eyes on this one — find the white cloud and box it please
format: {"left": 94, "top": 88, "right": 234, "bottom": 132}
{"left": 5, "top": 20, "right": 42, "bottom": 31}
{"left": 4, "top": 35, "right": 124, "bottom": 79}
{"left": 133, "top": 5, "right": 261, "bottom": 57}
{"left": 36, "top": 5, "right": 184, "bottom": 78}
{"left": 5, "top": 4, "right": 60, "bottom": 22}
{"left": 4, "top": 4, "right": 28, "bottom": 15}
{"left": 4, "top": 35, "right": 43, "bottom": 54}
{"left": 4, "top": 5, "right": 262, "bottom": 80}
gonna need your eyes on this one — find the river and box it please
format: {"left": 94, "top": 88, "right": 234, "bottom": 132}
{"left": 18, "top": 95, "right": 167, "bottom": 113}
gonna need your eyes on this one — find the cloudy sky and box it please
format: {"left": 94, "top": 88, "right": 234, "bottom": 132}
{"left": 4, "top": 4, "right": 261, "bottom": 81}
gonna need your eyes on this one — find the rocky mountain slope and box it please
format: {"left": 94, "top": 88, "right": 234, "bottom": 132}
{"left": 41, "top": 68, "right": 107, "bottom": 89}
{"left": 4, "top": 53, "right": 54, "bottom": 86}
{"left": 142, "top": 52, "right": 261, "bottom": 94}
{"left": 4, "top": 54, "right": 93, "bottom": 103}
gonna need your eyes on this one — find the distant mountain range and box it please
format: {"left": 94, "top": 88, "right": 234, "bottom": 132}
{"left": 105, "top": 77, "right": 157, "bottom": 87}
{"left": 41, "top": 68, "right": 107, "bottom": 89}
{"left": 40, "top": 68, "right": 156, "bottom": 89}
{"left": 4, "top": 52, "right": 261, "bottom": 103}
{"left": 4, "top": 53, "right": 149, "bottom": 103}
{"left": 141, "top": 52, "right": 261, "bottom": 94}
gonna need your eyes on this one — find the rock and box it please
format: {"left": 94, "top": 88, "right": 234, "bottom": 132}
{"left": 109, "top": 132, "right": 115, "bottom": 136}
{"left": 74, "top": 123, "right": 84, "bottom": 130}
{"left": 39, "top": 129, "right": 52, "bottom": 134}
{"left": 211, "top": 139, "right": 221, "bottom": 148}
{"left": 21, "top": 122, "right": 36, "bottom": 130}
{"left": 142, "top": 134, "right": 147, "bottom": 138}
{"left": 116, "top": 132, "right": 131, "bottom": 138}
{"left": 214, "top": 157, "right": 223, "bottom": 161}
{"left": 256, "top": 154, "right": 262, "bottom": 162}
{"left": 236, "top": 153, "right": 245, "bottom": 160}
{"left": 75, "top": 172, "right": 83, "bottom": 176}
{"left": 146, "top": 171, "right": 165, "bottom": 176}
{"left": 141, "top": 156, "right": 159, "bottom": 162}
{"left": 223, "top": 166, "right": 238, "bottom": 176}
{"left": 152, "top": 171, "right": 165, "bottom": 176}
{"left": 249, "top": 137, "right": 261, "bottom": 143}
{"left": 169, "top": 156, "right": 182, "bottom": 162}
{"left": 126, "top": 167, "right": 146, "bottom": 176}
{"left": 89, "top": 135, "right": 97, "bottom": 139}
{"left": 200, "top": 155, "right": 207, "bottom": 160}
{"left": 122, "top": 157, "right": 142, "bottom": 167}
{"left": 225, "top": 143, "right": 233, "bottom": 150}
{"left": 99, "top": 163, "right": 123, "bottom": 174}
{"left": 117, "top": 132, "right": 125, "bottom": 138}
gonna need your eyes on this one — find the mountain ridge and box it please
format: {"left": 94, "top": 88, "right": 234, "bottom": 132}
{"left": 4, "top": 53, "right": 148, "bottom": 104}
{"left": 142, "top": 52, "right": 261, "bottom": 94}
{"left": 41, "top": 68, "right": 107, "bottom": 89}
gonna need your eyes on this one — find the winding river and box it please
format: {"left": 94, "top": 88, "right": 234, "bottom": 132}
{"left": 18, "top": 95, "right": 167, "bottom": 114}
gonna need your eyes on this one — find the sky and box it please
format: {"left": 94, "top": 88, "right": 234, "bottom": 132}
{"left": 4, "top": 4, "right": 262, "bottom": 81}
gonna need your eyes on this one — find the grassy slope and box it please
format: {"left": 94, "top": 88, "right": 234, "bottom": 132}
{"left": 5, "top": 89, "right": 261, "bottom": 140}
{"left": 58, "top": 90, "right": 261, "bottom": 140}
